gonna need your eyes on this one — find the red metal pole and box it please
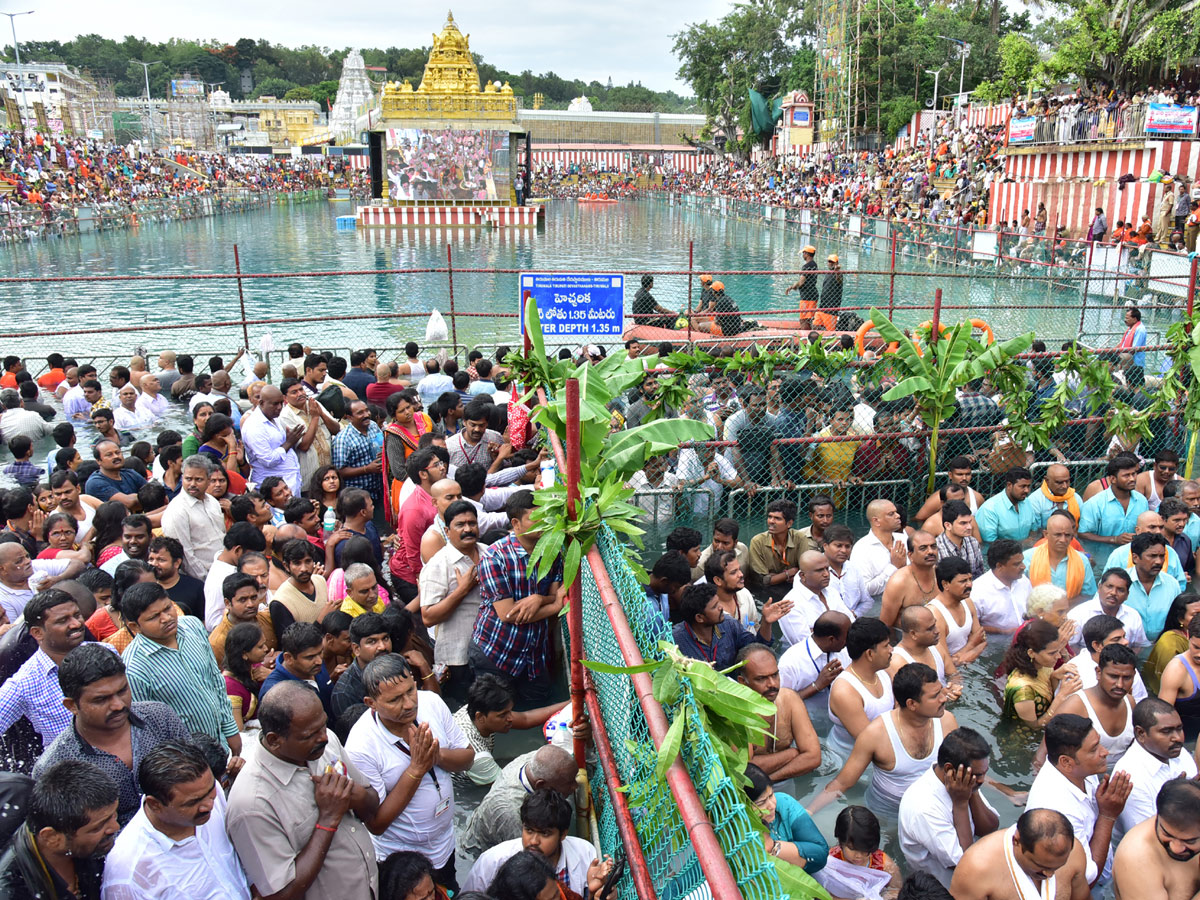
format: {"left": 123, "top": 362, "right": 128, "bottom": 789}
{"left": 888, "top": 231, "right": 897, "bottom": 317}
{"left": 587, "top": 551, "right": 746, "bottom": 900}
{"left": 446, "top": 243, "right": 458, "bottom": 356}
{"left": 687, "top": 240, "right": 693, "bottom": 344}
{"left": 564, "top": 378, "right": 587, "bottom": 771}
{"left": 233, "top": 244, "right": 250, "bottom": 351}
{"left": 931, "top": 287, "right": 943, "bottom": 353}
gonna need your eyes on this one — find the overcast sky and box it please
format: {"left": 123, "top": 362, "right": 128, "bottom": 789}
{"left": 11, "top": 0, "right": 734, "bottom": 93}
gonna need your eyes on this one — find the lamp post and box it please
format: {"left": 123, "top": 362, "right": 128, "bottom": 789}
{"left": 925, "top": 67, "right": 943, "bottom": 156}
{"left": 130, "top": 59, "right": 162, "bottom": 149}
{"left": 939, "top": 36, "right": 970, "bottom": 121}
{"left": 2, "top": 10, "right": 34, "bottom": 127}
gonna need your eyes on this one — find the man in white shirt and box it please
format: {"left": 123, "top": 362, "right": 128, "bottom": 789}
{"left": 101, "top": 741, "right": 251, "bottom": 900}
{"left": 779, "top": 550, "right": 855, "bottom": 645}
{"left": 849, "top": 499, "right": 908, "bottom": 599}
{"left": 161, "top": 456, "right": 226, "bottom": 581}
{"left": 462, "top": 789, "right": 607, "bottom": 897}
{"left": 778, "top": 611, "right": 850, "bottom": 722}
{"left": 1066, "top": 568, "right": 1148, "bottom": 650}
{"left": 1068, "top": 613, "right": 1149, "bottom": 702}
{"left": 898, "top": 726, "right": 999, "bottom": 889}
{"left": 418, "top": 501, "right": 483, "bottom": 702}
{"left": 345, "top": 654, "right": 474, "bottom": 888}
{"left": 1112, "top": 698, "right": 1198, "bottom": 844}
{"left": 1025, "top": 712, "right": 1131, "bottom": 885}
{"left": 0, "top": 542, "right": 80, "bottom": 622}
{"left": 134, "top": 374, "right": 169, "bottom": 422}
{"left": 970, "top": 539, "right": 1032, "bottom": 633}
{"left": 696, "top": 519, "right": 750, "bottom": 577}
{"left": 823, "top": 524, "right": 873, "bottom": 616}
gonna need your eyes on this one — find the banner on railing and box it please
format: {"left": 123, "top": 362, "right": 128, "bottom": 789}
{"left": 1145, "top": 104, "right": 1199, "bottom": 135}
{"left": 1009, "top": 117, "right": 1037, "bottom": 143}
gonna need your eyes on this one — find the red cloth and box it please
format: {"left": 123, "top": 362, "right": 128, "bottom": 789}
{"left": 390, "top": 486, "right": 434, "bottom": 584}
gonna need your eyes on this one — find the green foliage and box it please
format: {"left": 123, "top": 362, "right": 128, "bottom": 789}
{"left": 251, "top": 77, "right": 298, "bottom": 100}
{"left": 283, "top": 86, "right": 314, "bottom": 101}
{"left": 870, "top": 308, "right": 1034, "bottom": 493}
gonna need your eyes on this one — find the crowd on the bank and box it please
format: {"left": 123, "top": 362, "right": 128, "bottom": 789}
{"left": 0, "top": 309, "right": 1193, "bottom": 900}
{"left": 0, "top": 129, "right": 351, "bottom": 223}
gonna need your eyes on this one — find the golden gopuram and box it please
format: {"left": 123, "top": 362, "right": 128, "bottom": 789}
{"left": 380, "top": 12, "right": 517, "bottom": 122}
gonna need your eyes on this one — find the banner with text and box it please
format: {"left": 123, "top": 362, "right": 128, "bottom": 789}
{"left": 1008, "top": 117, "right": 1037, "bottom": 143}
{"left": 1146, "top": 103, "right": 1199, "bottom": 135}
{"left": 520, "top": 272, "right": 625, "bottom": 339}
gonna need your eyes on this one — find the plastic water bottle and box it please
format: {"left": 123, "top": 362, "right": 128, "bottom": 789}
{"left": 322, "top": 508, "right": 336, "bottom": 534}
{"left": 539, "top": 458, "right": 556, "bottom": 489}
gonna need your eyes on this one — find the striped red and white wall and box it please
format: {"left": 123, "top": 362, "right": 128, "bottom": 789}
{"left": 529, "top": 149, "right": 708, "bottom": 173}
{"left": 356, "top": 205, "right": 542, "bottom": 227}
{"left": 345, "top": 155, "right": 369, "bottom": 170}
{"left": 987, "top": 141, "right": 1197, "bottom": 236}
{"left": 963, "top": 103, "right": 1012, "bottom": 129}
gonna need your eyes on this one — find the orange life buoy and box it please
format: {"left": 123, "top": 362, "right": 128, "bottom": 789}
{"left": 854, "top": 320, "right": 900, "bottom": 356}
{"left": 970, "top": 318, "right": 995, "bottom": 345}
{"left": 912, "top": 320, "right": 951, "bottom": 357}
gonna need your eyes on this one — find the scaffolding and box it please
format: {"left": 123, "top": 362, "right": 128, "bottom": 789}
{"left": 816, "top": 0, "right": 901, "bottom": 148}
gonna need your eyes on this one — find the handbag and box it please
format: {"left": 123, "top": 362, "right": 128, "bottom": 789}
{"left": 985, "top": 430, "right": 1026, "bottom": 474}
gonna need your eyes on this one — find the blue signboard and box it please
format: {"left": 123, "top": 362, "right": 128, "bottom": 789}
{"left": 519, "top": 272, "right": 625, "bottom": 338}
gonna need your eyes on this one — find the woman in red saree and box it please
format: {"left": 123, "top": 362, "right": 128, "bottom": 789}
{"left": 382, "top": 390, "right": 433, "bottom": 525}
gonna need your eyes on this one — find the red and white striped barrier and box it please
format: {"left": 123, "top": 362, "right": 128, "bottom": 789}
{"left": 987, "top": 141, "right": 1193, "bottom": 236}
{"left": 346, "top": 155, "right": 369, "bottom": 170}
{"left": 529, "top": 149, "right": 709, "bottom": 174}
{"left": 356, "top": 205, "right": 542, "bottom": 228}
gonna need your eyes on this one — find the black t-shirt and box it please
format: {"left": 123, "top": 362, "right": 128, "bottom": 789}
{"left": 633, "top": 287, "right": 658, "bottom": 317}
{"left": 820, "top": 272, "right": 843, "bottom": 311}
{"left": 798, "top": 260, "right": 819, "bottom": 303}
{"left": 166, "top": 573, "right": 207, "bottom": 621}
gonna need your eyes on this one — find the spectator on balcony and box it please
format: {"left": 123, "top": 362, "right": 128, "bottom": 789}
{"left": 1088, "top": 208, "right": 1107, "bottom": 243}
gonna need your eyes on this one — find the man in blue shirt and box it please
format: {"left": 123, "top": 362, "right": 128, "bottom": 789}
{"left": 672, "top": 582, "right": 769, "bottom": 670}
{"left": 1124, "top": 532, "right": 1181, "bottom": 640}
{"left": 259, "top": 621, "right": 335, "bottom": 717}
{"left": 83, "top": 441, "right": 146, "bottom": 509}
{"left": 976, "top": 467, "right": 1036, "bottom": 544}
{"left": 342, "top": 349, "right": 377, "bottom": 401}
{"left": 1079, "top": 456, "right": 1148, "bottom": 546}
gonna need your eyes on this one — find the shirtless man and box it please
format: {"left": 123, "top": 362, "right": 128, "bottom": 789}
{"left": 951, "top": 808, "right": 1092, "bottom": 900}
{"left": 915, "top": 456, "right": 986, "bottom": 522}
{"left": 809, "top": 662, "right": 958, "bottom": 813}
{"left": 1113, "top": 778, "right": 1200, "bottom": 900}
{"left": 880, "top": 530, "right": 939, "bottom": 629}
{"left": 929, "top": 557, "right": 987, "bottom": 667}
{"left": 922, "top": 482, "right": 981, "bottom": 540}
{"left": 735, "top": 644, "right": 822, "bottom": 780}
{"left": 1136, "top": 449, "right": 1179, "bottom": 513}
{"left": 888, "top": 605, "right": 959, "bottom": 696}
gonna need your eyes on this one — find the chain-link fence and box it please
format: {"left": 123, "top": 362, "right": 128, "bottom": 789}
{"left": 579, "top": 523, "right": 786, "bottom": 900}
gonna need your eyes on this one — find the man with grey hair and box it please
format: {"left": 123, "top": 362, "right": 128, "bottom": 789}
{"left": 461, "top": 743, "right": 579, "bottom": 857}
{"left": 341, "top": 563, "right": 383, "bottom": 616}
{"left": 161, "top": 455, "right": 226, "bottom": 580}
{"left": 0, "top": 388, "right": 53, "bottom": 444}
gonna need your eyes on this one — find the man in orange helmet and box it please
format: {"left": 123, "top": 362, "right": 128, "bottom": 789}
{"left": 785, "top": 246, "right": 820, "bottom": 320}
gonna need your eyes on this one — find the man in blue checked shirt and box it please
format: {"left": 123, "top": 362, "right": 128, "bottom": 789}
{"left": 470, "top": 491, "right": 563, "bottom": 705}
{"left": 332, "top": 400, "right": 384, "bottom": 505}
{"left": 0, "top": 589, "right": 92, "bottom": 769}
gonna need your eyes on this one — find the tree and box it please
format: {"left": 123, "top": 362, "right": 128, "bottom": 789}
{"left": 283, "top": 86, "right": 314, "bottom": 100}
{"left": 252, "top": 77, "right": 297, "bottom": 99}
{"left": 974, "top": 33, "right": 1040, "bottom": 102}
{"left": 309, "top": 80, "right": 340, "bottom": 110}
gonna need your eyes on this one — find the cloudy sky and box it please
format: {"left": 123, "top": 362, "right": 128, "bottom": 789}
{"left": 12, "top": 0, "right": 734, "bottom": 93}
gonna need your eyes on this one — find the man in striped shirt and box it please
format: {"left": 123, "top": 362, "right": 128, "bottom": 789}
{"left": 470, "top": 491, "right": 563, "bottom": 705}
{"left": 120, "top": 581, "right": 242, "bottom": 757}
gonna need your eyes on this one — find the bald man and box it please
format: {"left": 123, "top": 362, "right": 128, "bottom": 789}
{"left": 1102, "top": 511, "right": 1186, "bottom": 584}
{"left": 849, "top": 499, "right": 908, "bottom": 600}
{"left": 951, "top": 808, "right": 1091, "bottom": 900}
{"left": 778, "top": 550, "right": 855, "bottom": 646}
{"left": 888, "top": 605, "right": 959, "bottom": 694}
{"left": 243, "top": 385, "right": 304, "bottom": 495}
{"left": 737, "top": 644, "right": 821, "bottom": 781}
{"left": 880, "top": 530, "right": 939, "bottom": 629}
{"left": 420, "top": 479, "right": 463, "bottom": 563}
{"left": 1027, "top": 463, "right": 1082, "bottom": 530}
